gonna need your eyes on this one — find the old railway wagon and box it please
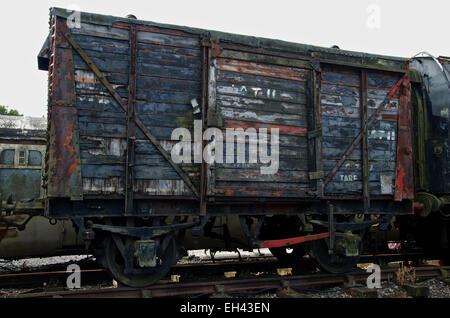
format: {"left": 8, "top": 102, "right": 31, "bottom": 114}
{"left": 0, "top": 115, "right": 83, "bottom": 258}
{"left": 38, "top": 7, "right": 414, "bottom": 286}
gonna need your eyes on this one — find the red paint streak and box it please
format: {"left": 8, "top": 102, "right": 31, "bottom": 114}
{"left": 217, "top": 58, "right": 307, "bottom": 82}
{"left": 261, "top": 233, "right": 330, "bottom": 248}
{"left": 225, "top": 120, "right": 307, "bottom": 136}
{"left": 75, "top": 75, "right": 98, "bottom": 84}
{"left": 63, "top": 123, "right": 78, "bottom": 176}
{"left": 394, "top": 66, "right": 414, "bottom": 201}
{"left": 395, "top": 167, "right": 405, "bottom": 201}
{"left": 381, "top": 114, "right": 398, "bottom": 121}
{"left": 222, "top": 189, "right": 282, "bottom": 197}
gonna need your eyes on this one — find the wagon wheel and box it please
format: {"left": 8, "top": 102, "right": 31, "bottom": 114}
{"left": 103, "top": 234, "right": 176, "bottom": 288}
{"left": 269, "top": 245, "right": 307, "bottom": 265}
{"left": 308, "top": 238, "right": 361, "bottom": 274}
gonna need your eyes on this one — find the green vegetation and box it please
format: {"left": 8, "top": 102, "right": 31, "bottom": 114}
{"left": 0, "top": 105, "right": 22, "bottom": 116}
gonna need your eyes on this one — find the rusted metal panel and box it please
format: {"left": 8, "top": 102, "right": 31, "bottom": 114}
{"left": 394, "top": 68, "right": 414, "bottom": 201}
{"left": 46, "top": 17, "right": 83, "bottom": 200}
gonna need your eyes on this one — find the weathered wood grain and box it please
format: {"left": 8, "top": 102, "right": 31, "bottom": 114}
{"left": 215, "top": 168, "right": 309, "bottom": 183}
{"left": 216, "top": 58, "right": 307, "bottom": 82}
{"left": 220, "top": 106, "right": 307, "bottom": 127}
{"left": 216, "top": 95, "right": 307, "bottom": 115}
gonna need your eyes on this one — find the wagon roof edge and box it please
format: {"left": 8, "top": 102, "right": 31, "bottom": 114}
{"left": 49, "top": 7, "right": 410, "bottom": 66}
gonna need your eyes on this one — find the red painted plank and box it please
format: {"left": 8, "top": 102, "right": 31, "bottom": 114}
{"left": 216, "top": 58, "right": 307, "bottom": 82}
{"left": 224, "top": 120, "right": 307, "bottom": 136}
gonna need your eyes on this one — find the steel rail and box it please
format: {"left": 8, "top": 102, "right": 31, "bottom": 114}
{"left": 12, "top": 266, "right": 450, "bottom": 298}
{"left": 0, "top": 251, "right": 427, "bottom": 289}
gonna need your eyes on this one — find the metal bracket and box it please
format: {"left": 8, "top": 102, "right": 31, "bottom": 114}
{"left": 190, "top": 216, "right": 209, "bottom": 237}
{"left": 72, "top": 217, "right": 95, "bottom": 241}
{"left": 310, "top": 59, "right": 321, "bottom": 72}
{"left": 309, "top": 219, "right": 377, "bottom": 232}
{"left": 88, "top": 221, "right": 197, "bottom": 239}
{"left": 379, "top": 214, "right": 394, "bottom": 231}
{"left": 134, "top": 240, "right": 158, "bottom": 267}
{"left": 307, "top": 128, "right": 322, "bottom": 139}
{"left": 239, "top": 216, "right": 265, "bottom": 247}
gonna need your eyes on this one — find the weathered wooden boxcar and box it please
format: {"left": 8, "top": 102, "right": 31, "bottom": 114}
{"left": 38, "top": 7, "right": 414, "bottom": 286}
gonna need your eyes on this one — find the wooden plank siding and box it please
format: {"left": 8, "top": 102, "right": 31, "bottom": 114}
{"left": 321, "top": 66, "right": 400, "bottom": 195}
{"left": 209, "top": 56, "right": 311, "bottom": 197}
{"left": 71, "top": 21, "right": 201, "bottom": 197}
{"left": 45, "top": 9, "right": 412, "bottom": 205}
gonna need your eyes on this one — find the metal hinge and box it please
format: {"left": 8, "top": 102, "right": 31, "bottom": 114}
{"left": 310, "top": 58, "right": 321, "bottom": 72}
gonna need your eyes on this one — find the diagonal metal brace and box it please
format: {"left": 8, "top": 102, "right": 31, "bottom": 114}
{"left": 63, "top": 32, "right": 199, "bottom": 198}
{"left": 323, "top": 76, "right": 405, "bottom": 188}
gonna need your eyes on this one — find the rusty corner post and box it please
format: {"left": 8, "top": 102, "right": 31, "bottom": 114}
{"left": 394, "top": 65, "right": 414, "bottom": 202}
{"left": 46, "top": 16, "right": 83, "bottom": 201}
{"left": 125, "top": 23, "right": 137, "bottom": 215}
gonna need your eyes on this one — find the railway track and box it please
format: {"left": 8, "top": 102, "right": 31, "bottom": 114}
{"left": 0, "top": 251, "right": 427, "bottom": 290}
{"left": 0, "top": 257, "right": 281, "bottom": 289}
{"left": 11, "top": 266, "right": 450, "bottom": 298}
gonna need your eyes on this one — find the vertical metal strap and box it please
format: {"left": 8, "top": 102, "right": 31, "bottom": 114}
{"left": 328, "top": 203, "right": 335, "bottom": 255}
{"left": 360, "top": 70, "right": 370, "bottom": 212}
{"left": 125, "top": 24, "right": 137, "bottom": 214}
{"left": 199, "top": 37, "right": 210, "bottom": 216}
{"left": 307, "top": 53, "right": 323, "bottom": 196}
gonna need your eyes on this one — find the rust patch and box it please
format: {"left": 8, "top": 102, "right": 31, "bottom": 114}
{"left": 394, "top": 66, "right": 414, "bottom": 201}
{"left": 46, "top": 17, "right": 83, "bottom": 199}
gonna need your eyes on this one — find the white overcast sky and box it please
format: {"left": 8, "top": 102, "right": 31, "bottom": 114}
{"left": 0, "top": 0, "right": 448, "bottom": 117}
